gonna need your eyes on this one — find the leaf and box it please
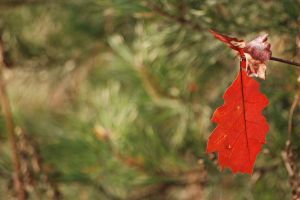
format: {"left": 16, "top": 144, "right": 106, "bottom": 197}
{"left": 209, "top": 30, "right": 272, "bottom": 79}
{"left": 209, "top": 29, "right": 245, "bottom": 53}
{"left": 244, "top": 34, "right": 272, "bottom": 80}
{"left": 244, "top": 34, "right": 271, "bottom": 62}
{"left": 207, "top": 69, "right": 269, "bottom": 174}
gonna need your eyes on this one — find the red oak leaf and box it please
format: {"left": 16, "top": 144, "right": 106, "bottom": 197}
{"left": 207, "top": 30, "right": 271, "bottom": 174}
{"left": 207, "top": 69, "right": 269, "bottom": 174}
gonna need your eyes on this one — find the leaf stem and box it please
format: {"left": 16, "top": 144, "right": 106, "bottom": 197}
{"left": 270, "top": 56, "right": 300, "bottom": 67}
{"left": 239, "top": 68, "right": 251, "bottom": 165}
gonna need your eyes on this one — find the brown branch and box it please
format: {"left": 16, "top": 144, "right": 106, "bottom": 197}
{"left": 16, "top": 128, "right": 62, "bottom": 199}
{"left": 283, "top": 93, "right": 299, "bottom": 190}
{"left": 281, "top": 32, "right": 300, "bottom": 200}
{"left": 270, "top": 56, "right": 300, "bottom": 67}
{"left": 282, "top": 142, "right": 300, "bottom": 199}
{"left": 288, "top": 94, "right": 299, "bottom": 141}
{"left": 0, "top": 40, "right": 26, "bottom": 199}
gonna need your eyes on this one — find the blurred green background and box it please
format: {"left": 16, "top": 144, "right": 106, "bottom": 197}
{"left": 0, "top": 0, "right": 300, "bottom": 199}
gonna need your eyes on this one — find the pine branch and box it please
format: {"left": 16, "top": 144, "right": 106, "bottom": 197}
{"left": 136, "top": 64, "right": 182, "bottom": 108}
{"left": 148, "top": 3, "right": 300, "bottom": 69}
{"left": 146, "top": 2, "right": 203, "bottom": 32}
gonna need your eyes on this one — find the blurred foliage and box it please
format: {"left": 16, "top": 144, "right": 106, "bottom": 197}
{"left": 0, "top": 0, "right": 300, "bottom": 199}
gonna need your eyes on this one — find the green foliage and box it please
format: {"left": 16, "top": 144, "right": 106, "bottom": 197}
{"left": 0, "top": 0, "right": 300, "bottom": 199}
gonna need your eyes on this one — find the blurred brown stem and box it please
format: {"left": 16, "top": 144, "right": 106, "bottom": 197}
{"left": 270, "top": 56, "right": 300, "bottom": 67}
{"left": 287, "top": 94, "right": 299, "bottom": 141}
{"left": 281, "top": 32, "right": 300, "bottom": 200}
{"left": 0, "top": 41, "right": 25, "bottom": 199}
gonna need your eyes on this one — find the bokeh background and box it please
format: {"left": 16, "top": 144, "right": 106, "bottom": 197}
{"left": 0, "top": 0, "right": 300, "bottom": 199}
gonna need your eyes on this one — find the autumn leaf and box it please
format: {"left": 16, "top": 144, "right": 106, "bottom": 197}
{"left": 207, "top": 69, "right": 269, "bottom": 174}
{"left": 209, "top": 30, "right": 271, "bottom": 79}
{"left": 208, "top": 29, "right": 245, "bottom": 53}
{"left": 244, "top": 34, "right": 272, "bottom": 79}
{"left": 244, "top": 34, "right": 271, "bottom": 62}
{"left": 207, "top": 30, "right": 270, "bottom": 174}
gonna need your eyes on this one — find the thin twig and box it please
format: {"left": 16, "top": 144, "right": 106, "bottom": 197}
{"left": 0, "top": 40, "right": 26, "bottom": 199}
{"left": 282, "top": 96, "right": 298, "bottom": 181}
{"left": 148, "top": 3, "right": 300, "bottom": 69}
{"left": 282, "top": 32, "right": 300, "bottom": 200}
{"left": 270, "top": 56, "right": 300, "bottom": 67}
{"left": 147, "top": 2, "right": 203, "bottom": 32}
{"left": 287, "top": 94, "right": 299, "bottom": 141}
